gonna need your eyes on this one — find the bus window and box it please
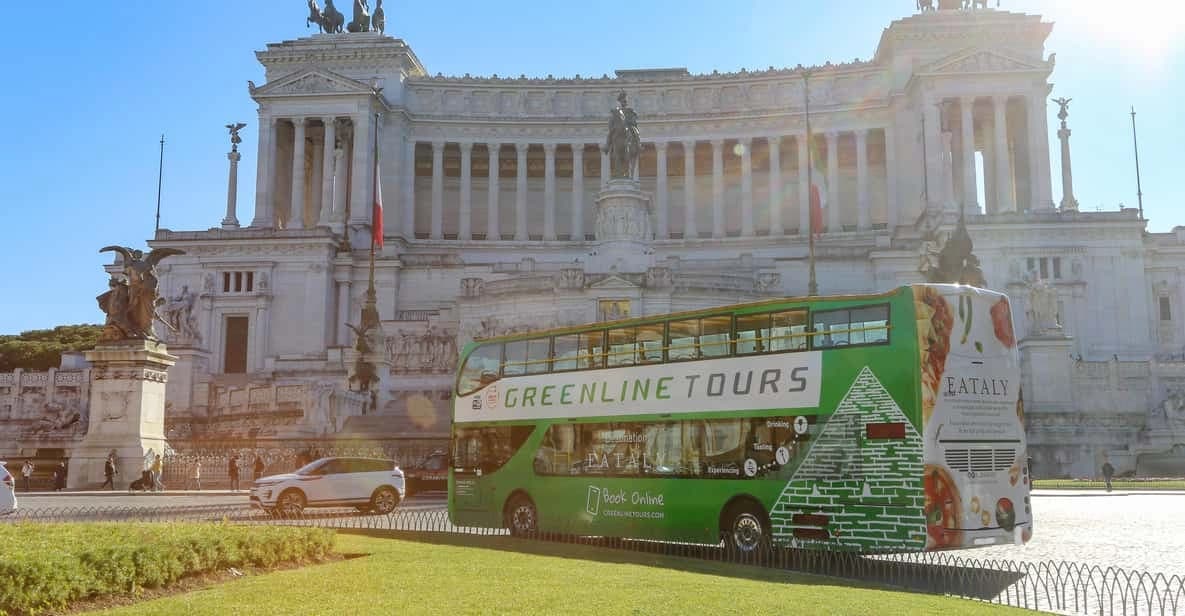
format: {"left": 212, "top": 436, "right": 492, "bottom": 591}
{"left": 504, "top": 337, "right": 550, "bottom": 376}
{"left": 813, "top": 305, "right": 889, "bottom": 349}
{"left": 735, "top": 314, "right": 769, "bottom": 355}
{"left": 770, "top": 309, "right": 808, "bottom": 351}
{"left": 453, "top": 425, "right": 534, "bottom": 474}
{"left": 457, "top": 343, "right": 502, "bottom": 396}
{"left": 607, "top": 327, "right": 637, "bottom": 368}
{"left": 637, "top": 323, "right": 664, "bottom": 363}
{"left": 667, "top": 318, "right": 700, "bottom": 361}
{"left": 700, "top": 316, "right": 731, "bottom": 358}
{"left": 534, "top": 424, "right": 578, "bottom": 474}
{"left": 553, "top": 334, "right": 580, "bottom": 372}
{"left": 579, "top": 330, "right": 605, "bottom": 369}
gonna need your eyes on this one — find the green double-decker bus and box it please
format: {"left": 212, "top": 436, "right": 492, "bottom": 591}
{"left": 449, "top": 284, "right": 1032, "bottom": 553}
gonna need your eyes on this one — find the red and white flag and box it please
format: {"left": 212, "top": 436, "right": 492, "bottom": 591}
{"left": 372, "top": 129, "right": 384, "bottom": 248}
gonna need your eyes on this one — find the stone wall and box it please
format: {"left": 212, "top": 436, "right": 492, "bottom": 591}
{"left": 0, "top": 368, "right": 91, "bottom": 455}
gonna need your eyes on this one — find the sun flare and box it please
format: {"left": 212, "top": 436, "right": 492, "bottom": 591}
{"left": 1062, "top": 0, "right": 1185, "bottom": 58}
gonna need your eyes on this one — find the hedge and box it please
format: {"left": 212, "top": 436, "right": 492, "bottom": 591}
{"left": 0, "top": 523, "right": 335, "bottom": 616}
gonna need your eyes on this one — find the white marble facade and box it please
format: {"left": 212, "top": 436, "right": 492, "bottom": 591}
{"left": 138, "top": 8, "right": 1185, "bottom": 477}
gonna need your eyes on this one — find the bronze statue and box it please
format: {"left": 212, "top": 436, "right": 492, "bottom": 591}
{"left": 918, "top": 0, "right": 935, "bottom": 10}
{"left": 606, "top": 92, "right": 641, "bottom": 180}
{"left": 347, "top": 0, "right": 371, "bottom": 33}
{"left": 226, "top": 122, "right": 246, "bottom": 152}
{"left": 373, "top": 0, "right": 385, "bottom": 34}
{"left": 1053, "top": 97, "right": 1071, "bottom": 123}
{"left": 310, "top": 0, "right": 345, "bottom": 34}
{"left": 97, "top": 246, "right": 185, "bottom": 342}
{"left": 924, "top": 212, "right": 986, "bottom": 287}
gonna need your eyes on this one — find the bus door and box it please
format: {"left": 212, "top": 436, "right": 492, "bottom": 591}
{"left": 451, "top": 427, "right": 487, "bottom": 509}
{"left": 452, "top": 425, "right": 537, "bottom": 510}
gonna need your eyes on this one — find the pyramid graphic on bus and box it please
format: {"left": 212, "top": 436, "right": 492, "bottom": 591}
{"left": 769, "top": 366, "right": 926, "bottom": 551}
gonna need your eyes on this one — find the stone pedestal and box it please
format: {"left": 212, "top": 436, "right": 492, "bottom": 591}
{"left": 1019, "top": 335, "right": 1074, "bottom": 413}
{"left": 590, "top": 178, "right": 654, "bottom": 274}
{"left": 68, "top": 340, "right": 176, "bottom": 489}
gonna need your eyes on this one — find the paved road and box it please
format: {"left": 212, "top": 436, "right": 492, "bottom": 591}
{"left": 10, "top": 489, "right": 1183, "bottom": 575}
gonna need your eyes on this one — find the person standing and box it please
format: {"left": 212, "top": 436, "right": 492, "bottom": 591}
{"left": 228, "top": 454, "right": 240, "bottom": 492}
{"left": 151, "top": 454, "right": 164, "bottom": 492}
{"left": 53, "top": 461, "right": 67, "bottom": 492}
{"left": 1101, "top": 459, "right": 1115, "bottom": 492}
{"left": 188, "top": 460, "right": 202, "bottom": 491}
{"left": 20, "top": 460, "right": 33, "bottom": 492}
{"left": 253, "top": 454, "right": 265, "bottom": 481}
{"left": 100, "top": 454, "right": 118, "bottom": 490}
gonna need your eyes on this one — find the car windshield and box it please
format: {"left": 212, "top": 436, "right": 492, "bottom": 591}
{"left": 294, "top": 459, "right": 329, "bottom": 476}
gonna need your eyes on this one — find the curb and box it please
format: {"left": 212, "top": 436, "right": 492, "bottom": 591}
{"left": 18, "top": 491, "right": 247, "bottom": 497}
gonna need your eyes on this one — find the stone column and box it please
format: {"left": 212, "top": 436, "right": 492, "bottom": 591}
{"left": 251, "top": 116, "right": 277, "bottom": 228}
{"left": 515, "top": 142, "right": 529, "bottom": 241}
{"left": 571, "top": 144, "right": 584, "bottom": 240}
{"left": 543, "top": 143, "right": 557, "bottom": 241}
{"left": 655, "top": 141, "right": 668, "bottom": 239}
{"left": 309, "top": 131, "right": 323, "bottom": 226}
{"left": 222, "top": 145, "right": 242, "bottom": 229}
{"left": 1056, "top": 102, "right": 1079, "bottom": 211}
{"left": 430, "top": 139, "right": 444, "bottom": 239}
{"left": 318, "top": 116, "right": 336, "bottom": 226}
{"left": 288, "top": 117, "right": 307, "bottom": 229}
{"left": 826, "top": 131, "right": 840, "bottom": 232}
{"left": 459, "top": 141, "right": 473, "bottom": 240}
{"left": 768, "top": 136, "right": 783, "bottom": 236}
{"left": 923, "top": 100, "right": 942, "bottom": 210}
{"left": 332, "top": 130, "right": 349, "bottom": 226}
{"left": 855, "top": 129, "right": 870, "bottom": 231}
{"left": 403, "top": 138, "right": 416, "bottom": 237}
{"left": 1034, "top": 93, "right": 1059, "bottom": 211}
{"left": 682, "top": 140, "right": 697, "bottom": 238}
{"left": 600, "top": 145, "right": 609, "bottom": 189}
{"left": 739, "top": 137, "right": 754, "bottom": 237}
{"left": 711, "top": 139, "right": 724, "bottom": 238}
{"left": 993, "top": 96, "right": 1015, "bottom": 212}
{"left": 884, "top": 126, "right": 899, "bottom": 229}
{"left": 349, "top": 114, "right": 373, "bottom": 226}
{"left": 960, "top": 97, "right": 979, "bottom": 214}
{"left": 336, "top": 280, "right": 352, "bottom": 346}
{"left": 487, "top": 143, "right": 501, "bottom": 240}
{"left": 798, "top": 134, "right": 810, "bottom": 235}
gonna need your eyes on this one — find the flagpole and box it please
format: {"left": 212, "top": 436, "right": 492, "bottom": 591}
{"left": 804, "top": 70, "right": 817, "bottom": 297}
{"left": 1130, "top": 106, "right": 1144, "bottom": 221}
{"left": 154, "top": 134, "right": 165, "bottom": 235}
{"left": 364, "top": 113, "right": 380, "bottom": 329}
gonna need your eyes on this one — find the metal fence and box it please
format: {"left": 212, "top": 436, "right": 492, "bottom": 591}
{"left": 2, "top": 503, "right": 1181, "bottom": 615}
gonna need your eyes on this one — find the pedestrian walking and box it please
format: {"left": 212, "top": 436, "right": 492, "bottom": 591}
{"left": 1102, "top": 459, "right": 1115, "bottom": 492}
{"left": 151, "top": 454, "right": 164, "bottom": 492}
{"left": 53, "top": 461, "right": 67, "bottom": 491}
{"left": 20, "top": 460, "right": 33, "bottom": 492}
{"left": 228, "top": 454, "right": 240, "bottom": 492}
{"left": 187, "top": 460, "right": 202, "bottom": 491}
{"left": 253, "top": 454, "right": 265, "bottom": 481}
{"left": 100, "top": 454, "right": 118, "bottom": 490}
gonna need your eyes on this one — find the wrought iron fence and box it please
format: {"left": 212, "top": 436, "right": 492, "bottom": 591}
{"left": 2, "top": 503, "right": 1181, "bottom": 615}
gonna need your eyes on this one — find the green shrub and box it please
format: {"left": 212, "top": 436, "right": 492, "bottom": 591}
{"left": 0, "top": 523, "right": 335, "bottom": 616}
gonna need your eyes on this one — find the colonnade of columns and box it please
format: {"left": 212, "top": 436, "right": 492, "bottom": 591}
{"left": 407, "top": 129, "right": 897, "bottom": 241}
{"left": 250, "top": 114, "right": 370, "bottom": 230}
{"left": 927, "top": 92, "right": 1054, "bottom": 215}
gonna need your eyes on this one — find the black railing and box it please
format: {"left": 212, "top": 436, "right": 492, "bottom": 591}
{"left": 2, "top": 504, "right": 1181, "bottom": 615}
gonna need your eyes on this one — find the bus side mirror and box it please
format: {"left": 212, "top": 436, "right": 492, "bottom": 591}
{"left": 480, "top": 370, "right": 499, "bottom": 385}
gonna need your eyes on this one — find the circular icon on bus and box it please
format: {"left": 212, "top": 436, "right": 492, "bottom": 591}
{"left": 793, "top": 416, "right": 809, "bottom": 435}
{"left": 484, "top": 385, "right": 499, "bottom": 410}
{"left": 775, "top": 446, "right": 791, "bottom": 466}
{"left": 743, "top": 458, "right": 758, "bottom": 477}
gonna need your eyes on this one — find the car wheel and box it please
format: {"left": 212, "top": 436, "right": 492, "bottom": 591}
{"left": 723, "top": 501, "right": 769, "bottom": 556}
{"left": 370, "top": 486, "right": 400, "bottom": 515}
{"left": 504, "top": 493, "right": 538, "bottom": 536}
{"left": 277, "top": 489, "right": 306, "bottom": 517}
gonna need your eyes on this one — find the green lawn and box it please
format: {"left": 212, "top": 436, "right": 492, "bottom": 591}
{"left": 89, "top": 532, "right": 1028, "bottom": 616}
{"left": 1035, "top": 479, "right": 1185, "bottom": 490}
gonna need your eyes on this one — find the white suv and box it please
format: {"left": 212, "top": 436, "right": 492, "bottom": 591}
{"left": 250, "top": 457, "right": 405, "bottom": 516}
{"left": 0, "top": 462, "right": 17, "bottom": 515}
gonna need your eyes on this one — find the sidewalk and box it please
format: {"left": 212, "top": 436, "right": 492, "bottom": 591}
{"left": 1032, "top": 488, "right": 1185, "bottom": 497}
{"left": 18, "top": 489, "right": 248, "bottom": 497}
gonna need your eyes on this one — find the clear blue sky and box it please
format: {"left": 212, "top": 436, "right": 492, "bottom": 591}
{"left": 1, "top": 0, "right": 1181, "bottom": 334}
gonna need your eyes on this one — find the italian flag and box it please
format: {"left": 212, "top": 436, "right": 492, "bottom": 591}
{"left": 810, "top": 159, "right": 827, "bottom": 238}
{"left": 372, "top": 123, "right": 384, "bottom": 248}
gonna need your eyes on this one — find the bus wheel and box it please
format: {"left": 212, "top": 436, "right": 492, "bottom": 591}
{"left": 504, "top": 494, "right": 538, "bottom": 536}
{"left": 723, "top": 502, "right": 769, "bottom": 555}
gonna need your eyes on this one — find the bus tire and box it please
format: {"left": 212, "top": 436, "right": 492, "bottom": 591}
{"left": 722, "top": 500, "right": 770, "bottom": 556}
{"left": 504, "top": 493, "right": 538, "bottom": 536}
